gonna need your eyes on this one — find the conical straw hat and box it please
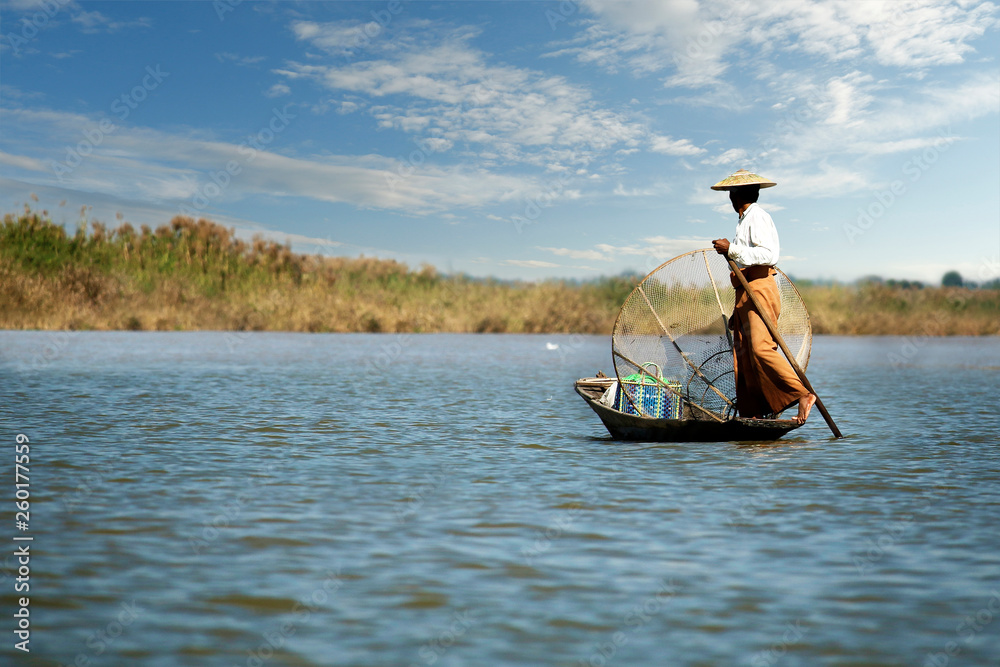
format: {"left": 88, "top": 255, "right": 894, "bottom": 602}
{"left": 710, "top": 169, "right": 777, "bottom": 191}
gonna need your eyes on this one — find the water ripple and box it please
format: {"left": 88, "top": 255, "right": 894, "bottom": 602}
{"left": 1, "top": 332, "right": 998, "bottom": 666}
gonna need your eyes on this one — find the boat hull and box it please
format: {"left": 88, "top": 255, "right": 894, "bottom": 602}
{"left": 575, "top": 380, "right": 802, "bottom": 443}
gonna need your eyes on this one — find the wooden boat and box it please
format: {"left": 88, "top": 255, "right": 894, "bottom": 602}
{"left": 575, "top": 377, "right": 802, "bottom": 443}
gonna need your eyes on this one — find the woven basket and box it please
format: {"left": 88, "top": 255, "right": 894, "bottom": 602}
{"left": 615, "top": 362, "right": 682, "bottom": 420}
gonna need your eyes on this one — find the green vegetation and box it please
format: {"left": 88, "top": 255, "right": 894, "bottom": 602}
{"left": 2, "top": 209, "right": 998, "bottom": 335}
{"left": 942, "top": 270, "right": 963, "bottom": 287}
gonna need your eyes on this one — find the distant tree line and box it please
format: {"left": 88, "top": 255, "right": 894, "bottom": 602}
{"left": 940, "top": 270, "right": 1000, "bottom": 290}
{"left": 851, "top": 271, "right": 1000, "bottom": 290}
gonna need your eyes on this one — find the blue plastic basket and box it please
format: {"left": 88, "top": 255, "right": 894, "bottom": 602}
{"left": 615, "top": 363, "right": 682, "bottom": 420}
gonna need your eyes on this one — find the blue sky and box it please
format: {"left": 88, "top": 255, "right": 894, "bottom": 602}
{"left": 1, "top": 0, "right": 998, "bottom": 284}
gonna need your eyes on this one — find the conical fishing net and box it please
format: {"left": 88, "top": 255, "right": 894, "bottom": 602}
{"left": 612, "top": 249, "right": 811, "bottom": 421}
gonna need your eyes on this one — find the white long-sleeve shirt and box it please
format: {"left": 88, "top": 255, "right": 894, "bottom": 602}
{"left": 728, "top": 202, "right": 779, "bottom": 267}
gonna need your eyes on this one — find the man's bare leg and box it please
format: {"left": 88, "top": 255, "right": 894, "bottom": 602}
{"left": 796, "top": 394, "right": 817, "bottom": 424}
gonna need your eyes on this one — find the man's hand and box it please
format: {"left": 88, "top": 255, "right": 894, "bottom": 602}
{"left": 712, "top": 238, "right": 730, "bottom": 256}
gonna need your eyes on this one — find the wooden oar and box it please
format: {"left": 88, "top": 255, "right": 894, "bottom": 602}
{"left": 726, "top": 257, "right": 844, "bottom": 439}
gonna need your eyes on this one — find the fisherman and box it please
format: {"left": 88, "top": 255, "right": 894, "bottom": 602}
{"left": 710, "top": 169, "right": 816, "bottom": 424}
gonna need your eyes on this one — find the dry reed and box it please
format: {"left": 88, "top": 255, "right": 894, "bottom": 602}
{"left": 2, "top": 210, "right": 997, "bottom": 335}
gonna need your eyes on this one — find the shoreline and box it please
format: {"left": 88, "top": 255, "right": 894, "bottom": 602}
{"left": 3, "top": 210, "right": 998, "bottom": 336}
{"left": 1, "top": 328, "right": 997, "bottom": 336}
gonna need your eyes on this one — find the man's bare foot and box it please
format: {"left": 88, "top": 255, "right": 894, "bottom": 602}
{"left": 796, "top": 394, "right": 817, "bottom": 424}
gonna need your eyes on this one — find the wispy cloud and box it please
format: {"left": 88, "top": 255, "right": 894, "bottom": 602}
{"left": 0, "top": 106, "right": 543, "bottom": 214}
{"left": 574, "top": 0, "right": 999, "bottom": 88}
{"left": 764, "top": 70, "right": 999, "bottom": 165}
{"left": 215, "top": 52, "right": 267, "bottom": 66}
{"left": 650, "top": 134, "right": 705, "bottom": 156}
{"left": 502, "top": 259, "right": 561, "bottom": 268}
{"left": 0, "top": 150, "right": 47, "bottom": 171}
{"left": 596, "top": 235, "right": 713, "bottom": 258}
{"left": 702, "top": 148, "right": 748, "bottom": 167}
{"left": 537, "top": 236, "right": 712, "bottom": 267}
{"left": 537, "top": 246, "right": 608, "bottom": 261}
{"left": 612, "top": 182, "right": 668, "bottom": 197}
{"left": 71, "top": 9, "right": 151, "bottom": 33}
{"left": 264, "top": 83, "right": 291, "bottom": 98}
{"left": 280, "top": 20, "right": 699, "bottom": 174}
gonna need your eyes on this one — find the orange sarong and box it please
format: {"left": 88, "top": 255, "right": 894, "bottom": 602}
{"left": 730, "top": 265, "right": 809, "bottom": 418}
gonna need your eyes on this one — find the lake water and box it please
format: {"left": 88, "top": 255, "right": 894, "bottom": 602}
{"left": 1, "top": 332, "right": 999, "bottom": 667}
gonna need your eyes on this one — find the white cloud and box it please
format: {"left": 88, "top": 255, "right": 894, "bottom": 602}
{"left": 764, "top": 71, "right": 999, "bottom": 164}
{"left": 71, "top": 9, "right": 151, "bottom": 33}
{"left": 863, "top": 71, "right": 1000, "bottom": 137}
{"left": 3, "top": 0, "right": 72, "bottom": 8}
{"left": 282, "top": 22, "right": 655, "bottom": 168}
{"left": 650, "top": 134, "right": 705, "bottom": 156}
{"left": 0, "top": 107, "right": 545, "bottom": 215}
{"left": 835, "top": 0, "right": 999, "bottom": 68}
{"left": 702, "top": 148, "right": 748, "bottom": 167}
{"left": 575, "top": 0, "right": 1000, "bottom": 90}
{"left": 820, "top": 72, "right": 875, "bottom": 127}
{"left": 216, "top": 52, "right": 267, "bottom": 66}
{"left": 767, "top": 162, "right": 869, "bottom": 198}
{"left": 596, "top": 235, "right": 712, "bottom": 259}
{"left": 338, "top": 100, "right": 363, "bottom": 114}
{"left": 847, "top": 136, "right": 961, "bottom": 156}
{"left": 264, "top": 83, "right": 291, "bottom": 98}
{"left": 0, "top": 151, "right": 47, "bottom": 171}
{"left": 612, "top": 182, "right": 670, "bottom": 197}
{"left": 290, "top": 19, "right": 389, "bottom": 56}
{"left": 537, "top": 246, "right": 608, "bottom": 261}
{"left": 503, "top": 259, "right": 561, "bottom": 268}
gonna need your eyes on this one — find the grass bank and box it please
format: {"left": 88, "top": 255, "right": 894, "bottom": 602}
{"left": 2, "top": 210, "right": 997, "bottom": 335}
